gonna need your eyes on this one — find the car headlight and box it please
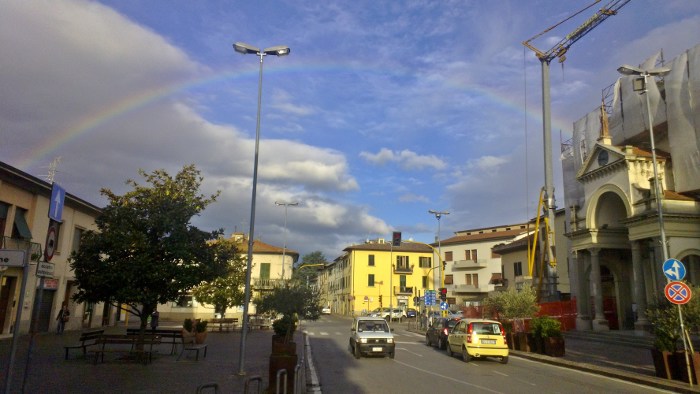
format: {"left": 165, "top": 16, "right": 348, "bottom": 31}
{"left": 387, "top": 338, "right": 393, "bottom": 343}
{"left": 359, "top": 338, "right": 367, "bottom": 343}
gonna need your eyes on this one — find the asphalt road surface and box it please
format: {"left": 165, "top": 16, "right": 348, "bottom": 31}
{"left": 302, "top": 315, "right": 672, "bottom": 394}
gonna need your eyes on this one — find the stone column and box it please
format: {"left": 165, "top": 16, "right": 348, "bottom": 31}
{"left": 631, "top": 240, "right": 649, "bottom": 331}
{"left": 574, "top": 251, "right": 591, "bottom": 330}
{"left": 589, "top": 248, "right": 609, "bottom": 331}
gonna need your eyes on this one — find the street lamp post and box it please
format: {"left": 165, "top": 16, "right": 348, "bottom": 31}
{"left": 234, "top": 41, "right": 290, "bottom": 376}
{"left": 429, "top": 210, "right": 449, "bottom": 317}
{"left": 275, "top": 201, "right": 298, "bottom": 280}
{"left": 617, "top": 64, "right": 671, "bottom": 261}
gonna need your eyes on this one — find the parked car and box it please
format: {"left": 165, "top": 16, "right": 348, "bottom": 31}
{"left": 321, "top": 306, "right": 331, "bottom": 314}
{"left": 349, "top": 316, "right": 395, "bottom": 359}
{"left": 425, "top": 317, "right": 461, "bottom": 350}
{"left": 406, "top": 308, "right": 417, "bottom": 318}
{"left": 446, "top": 319, "right": 508, "bottom": 364}
{"left": 369, "top": 308, "right": 405, "bottom": 321}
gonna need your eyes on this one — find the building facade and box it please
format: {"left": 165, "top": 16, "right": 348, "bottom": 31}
{"left": 562, "top": 44, "right": 700, "bottom": 331}
{"left": 320, "top": 239, "right": 435, "bottom": 316}
{"left": 0, "top": 161, "right": 102, "bottom": 336}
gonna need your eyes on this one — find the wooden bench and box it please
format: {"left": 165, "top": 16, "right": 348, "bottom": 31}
{"left": 64, "top": 329, "right": 104, "bottom": 360}
{"left": 90, "top": 334, "right": 161, "bottom": 365}
{"left": 177, "top": 334, "right": 208, "bottom": 361}
{"left": 127, "top": 328, "right": 183, "bottom": 354}
{"left": 208, "top": 318, "right": 239, "bottom": 332}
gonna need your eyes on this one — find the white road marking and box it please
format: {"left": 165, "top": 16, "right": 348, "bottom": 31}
{"left": 392, "top": 359, "right": 504, "bottom": 394}
{"left": 397, "top": 347, "right": 423, "bottom": 357}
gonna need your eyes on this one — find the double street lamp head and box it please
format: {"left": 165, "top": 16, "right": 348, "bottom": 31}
{"left": 617, "top": 64, "right": 671, "bottom": 77}
{"left": 234, "top": 42, "right": 291, "bottom": 57}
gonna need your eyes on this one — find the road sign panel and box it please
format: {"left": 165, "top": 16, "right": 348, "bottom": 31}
{"left": 44, "top": 222, "right": 58, "bottom": 261}
{"left": 37, "top": 261, "right": 55, "bottom": 278}
{"left": 663, "top": 259, "right": 686, "bottom": 281}
{"left": 49, "top": 183, "right": 65, "bottom": 222}
{"left": 0, "top": 249, "right": 26, "bottom": 267}
{"left": 665, "top": 281, "right": 692, "bottom": 305}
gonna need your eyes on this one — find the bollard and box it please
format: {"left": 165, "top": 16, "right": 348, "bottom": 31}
{"left": 275, "top": 369, "right": 288, "bottom": 394}
{"left": 196, "top": 382, "right": 219, "bottom": 393}
{"left": 244, "top": 375, "right": 263, "bottom": 394}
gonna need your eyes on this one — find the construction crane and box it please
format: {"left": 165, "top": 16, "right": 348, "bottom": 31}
{"left": 522, "top": 0, "right": 632, "bottom": 300}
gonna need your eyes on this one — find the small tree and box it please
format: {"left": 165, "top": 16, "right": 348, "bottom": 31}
{"left": 191, "top": 237, "right": 247, "bottom": 318}
{"left": 254, "top": 282, "right": 322, "bottom": 344}
{"left": 483, "top": 287, "right": 539, "bottom": 321}
{"left": 70, "top": 165, "right": 226, "bottom": 340}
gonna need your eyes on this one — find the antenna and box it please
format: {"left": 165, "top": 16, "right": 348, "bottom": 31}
{"left": 46, "top": 157, "right": 62, "bottom": 183}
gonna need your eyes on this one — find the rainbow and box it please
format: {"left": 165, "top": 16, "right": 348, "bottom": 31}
{"left": 17, "top": 63, "right": 573, "bottom": 170}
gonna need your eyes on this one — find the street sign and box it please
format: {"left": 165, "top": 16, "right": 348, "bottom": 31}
{"left": 440, "top": 301, "right": 448, "bottom": 310}
{"left": 49, "top": 183, "right": 65, "bottom": 222}
{"left": 36, "top": 261, "right": 55, "bottom": 278}
{"left": 44, "top": 221, "right": 58, "bottom": 261}
{"left": 663, "top": 259, "right": 686, "bottom": 281}
{"left": 0, "top": 249, "right": 26, "bottom": 267}
{"left": 665, "top": 281, "right": 692, "bottom": 305}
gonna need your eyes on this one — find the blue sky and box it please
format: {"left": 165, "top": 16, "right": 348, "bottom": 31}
{"left": 2, "top": 0, "right": 699, "bottom": 259}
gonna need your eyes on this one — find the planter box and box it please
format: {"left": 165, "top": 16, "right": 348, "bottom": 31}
{"left": 269, "top": 353, "right": 298, "bottom": 393}
{"left": 673, "top": 351, "right": 700, "bottom": 383}
{"left": 544, "top": 337, "right": 565, "bottom": 357}
{"left": 271, "top": 336, "right": 297, "bottom": 356}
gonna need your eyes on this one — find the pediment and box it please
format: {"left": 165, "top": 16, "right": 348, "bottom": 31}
{"left": 576, "top": 143, "right": 626, "bottom": 180}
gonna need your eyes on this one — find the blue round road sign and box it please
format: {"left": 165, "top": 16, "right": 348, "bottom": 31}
{"left": 665, "top": 281, "right": 692, "bottom": 305}
{"left": 663, "top": 259, "right": 686, "bottom": 281}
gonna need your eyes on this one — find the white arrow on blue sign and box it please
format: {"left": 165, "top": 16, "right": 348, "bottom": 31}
{"left": 663, "top": 259, "right": 686, "bottom": 281}
{"left": 49, "top": 183, "right": 65, "bottom": 222}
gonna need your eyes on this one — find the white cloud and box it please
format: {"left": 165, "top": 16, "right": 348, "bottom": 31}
{"left": 360, "top": 148, "right": 446, "bottom": 170}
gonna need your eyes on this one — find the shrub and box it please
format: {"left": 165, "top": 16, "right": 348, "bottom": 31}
{"left": 530, "top": 316, "right": 562, "bottom": 338}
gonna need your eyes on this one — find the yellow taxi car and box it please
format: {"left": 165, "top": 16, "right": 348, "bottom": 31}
{"left": 446, "top": 318, "right": 508, "bottom": 364}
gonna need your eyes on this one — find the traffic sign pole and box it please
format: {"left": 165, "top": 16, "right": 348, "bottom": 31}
{"left": 661, "top": 259, "right": 694, "bottom": 386}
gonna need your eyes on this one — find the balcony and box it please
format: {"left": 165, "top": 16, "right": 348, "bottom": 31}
{"left": 393, "top": 264, "right": 413, "bottom": 274}
{"left": 252, "top": 278, "right": 284, "bottom": 290}
{"left": 452, "top": 284, "right": 490, "bottom": 293}
{"left": 393, "top": 286, "right": 414, "bottom": 295}
{"left": 452, "top": 259, "right": 489, "bottom": 270}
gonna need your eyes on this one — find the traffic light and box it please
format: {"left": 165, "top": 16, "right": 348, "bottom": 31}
{"left": 439, "top": 287, "right": 447, "bottom": 301}
{"left": 442, "top": 260, "right": 446, "bottom": 270}
{"left": 379, "top": 295, "right": 383, "bottom": 305}
{"left": 392, "top": 231, "right": 402, "bottom": 247}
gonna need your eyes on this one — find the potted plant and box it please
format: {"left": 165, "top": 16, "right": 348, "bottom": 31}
{"left": 195, "top": 320, "right": 208, "bottom": 344}
{"left": 254, "top": 282, "right": 321, "bottom": 393}
{"left": 182, "top": 318, "right": 196, "bottom": 344}
{"left": 531, "top": 316, "right": 565, "bottom": 357}
{"left": 483, "top": 287, "right": 539, "bottom": 352}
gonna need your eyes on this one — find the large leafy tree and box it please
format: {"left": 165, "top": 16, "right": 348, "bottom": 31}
{"left": 70, "top": 165, "right": 226, "bottom": 334}
{"left": 191, "top": 237, "right": 246, "bottom": 318}
{"left": 292, "top": 251, "right": 327, "bottom": 285}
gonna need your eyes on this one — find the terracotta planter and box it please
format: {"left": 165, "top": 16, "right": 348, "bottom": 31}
{"left": 271, "top": 335, "right": 297, "bottom": 355}
{"left": 269, "top": 353, "right": 298, "bottom": 393}
{"left": 544, "top": 337, "right": 565, "bottom": 357}
{"left": 650, "top": 348, "right": 674, "bottom": 379}
{"left": 672, "top": 350, "right": 700, "bottom": 383}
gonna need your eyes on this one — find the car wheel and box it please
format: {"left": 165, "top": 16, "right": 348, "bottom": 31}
{"left": 446, "top": 343, "right": 453, "bottom": 357}
{"left": 425, "top": 335, "right": 431, "bottom": 346}
{"left": 461, "top": 346, "right": 471, "bottom": 363}
{"left": 500, "top": 356, "right": 508, "bottom": 364}
{"left": 354, "top": 343, "right": 361, "bottom": 359}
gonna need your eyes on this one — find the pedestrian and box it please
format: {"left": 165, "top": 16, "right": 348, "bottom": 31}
{"left": 150, "top": 309, "right": 160, "bottom": 331}
{"left": 56, "top": 303, "right": 70, "bottom": 334}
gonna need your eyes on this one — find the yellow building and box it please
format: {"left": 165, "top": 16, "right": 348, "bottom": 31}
{"left": 322, "top": 239, "right": 435, "bottom": 316}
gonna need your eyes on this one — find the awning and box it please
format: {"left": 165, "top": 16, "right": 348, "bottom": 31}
{"left": 14, "top": 210, "right": 32, "bottom": 240}
{"left": 489, "top": 273, "right": 504, "bottom": 284}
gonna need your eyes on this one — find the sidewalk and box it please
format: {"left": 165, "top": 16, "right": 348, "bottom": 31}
{"left": 0, "top": 320, "right": 304, "bottom": 393}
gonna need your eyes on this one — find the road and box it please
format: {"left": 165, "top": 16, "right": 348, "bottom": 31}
{"left": 302, "top": 315, "right": 672, "bottom": 394}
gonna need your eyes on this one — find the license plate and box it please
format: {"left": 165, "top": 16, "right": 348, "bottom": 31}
{"left": 481, "top": 339, "right": 496, "bottom": 344}
{"left": 372, "top": 347, "right": 383, "bottom": 352}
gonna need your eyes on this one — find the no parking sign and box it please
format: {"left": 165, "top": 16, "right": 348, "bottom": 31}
{"left": 665, "top": 281, "right": 692, "bottom": 305}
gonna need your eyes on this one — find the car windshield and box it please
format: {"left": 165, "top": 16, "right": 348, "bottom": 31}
{"left": 358, "top": 321, "right": 389, "bottom": 332}
{"left": 472, "top": 322, "right": 502, "bottom": 335}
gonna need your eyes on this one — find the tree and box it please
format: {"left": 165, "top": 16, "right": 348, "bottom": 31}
{"left": 70, "top": 165, "right": 226, "bottom": 337}
{"left": 483, "top": 287, "right": 539, "bottom": 320}
{"left": 254, "top": 282, "right": 321, "bottom": 344}
{"left": 292, "top": 251, "right": 327, "bottom": 285}
{"left": 191, "top": 237, "right": 247, "bottom": 318}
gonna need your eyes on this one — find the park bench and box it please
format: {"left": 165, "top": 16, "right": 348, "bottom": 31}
{"left": 177, "top": 333, "right": 208, "bottom": 361}
{"left": 64, "top": 329, "right": 104, "bottom": 360}
{"left": 127, "top": 328, "right": 183, "bottom": 354}
{"left": 248, "top": 315, "right": 272, "bottom": 330}
{"left": 208, "top": 318, "right": 239, "bottom": 332}
{"left": 90, "top": 334, "right": 161, "bottom": 365}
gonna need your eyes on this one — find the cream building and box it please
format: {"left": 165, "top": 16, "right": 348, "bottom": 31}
{"left": 0, "top": 161, "right": 102, "bottom": 335}
{"left": 562, "top": 44, "right": 700, "bottom": 331}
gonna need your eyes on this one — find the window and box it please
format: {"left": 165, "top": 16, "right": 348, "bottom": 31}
{"left": 422, "top": 276, "right": 429, "bottom": 288}
{"left": 444, "top": 274, "right": 453, "bottom": 285}
{"left": 368, "top": 274, "right": 375, "bottom": 287}
{"left": 399, "top": 275, "right": 406, "bottom": 288}
{"left": 465, "top": 274, "right": 478, "bottom": 287}
{"left": 260, "top": 263, "right": 270, "bottom": 280}
{"left": 0, "top": 203, "right": 8, "bottom": 238}
{"left": 174, "top": 295, "right": 193, "bottom": 308}
{"left": 71, "top": 227, "right": 84, "bottom": 254}
{"left": 396, "top": 255, "right": 409, "bottom": 270}
{"left": 445, "top": 251, "right": 453, "bottom": 261}
{"left": 465, "top": 249, "right": 478, "bottom": 261}
{"left": 514, "top": 261, "right": 523, "bottom": 277}
{"left": 419, "top": 256, "right": 431, "bottom": 268}
{"left": 368, "top": 254, "right": 375, "bottom": 266}
{"left": 12, "top": 208, "right": 32, "bottom": 240}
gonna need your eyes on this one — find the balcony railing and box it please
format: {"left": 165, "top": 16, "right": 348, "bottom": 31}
{"left": 452, "top": 259, "right": 489, "bottom": 270}
{"left": 394, "top": 286, "right": 414, "bottom": 295}
{"left": 452, "top": 284, "right": 490, "bottom": 293}
{"left": 252, "top": 278, "right": 284, "bottom": 289}
{"left": 394, "top": 264, "right": 413, "bottom": 273}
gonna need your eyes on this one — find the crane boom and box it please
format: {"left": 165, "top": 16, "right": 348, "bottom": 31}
{"left": 523, "top": 0, "right": 633, "bottom": 63}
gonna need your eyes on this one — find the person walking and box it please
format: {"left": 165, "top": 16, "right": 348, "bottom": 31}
{"left": 150, "top": 309, "right": 160, "bottom": 331}
{"left": 56, "top": 303, "right": 70, "bottom": 334}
